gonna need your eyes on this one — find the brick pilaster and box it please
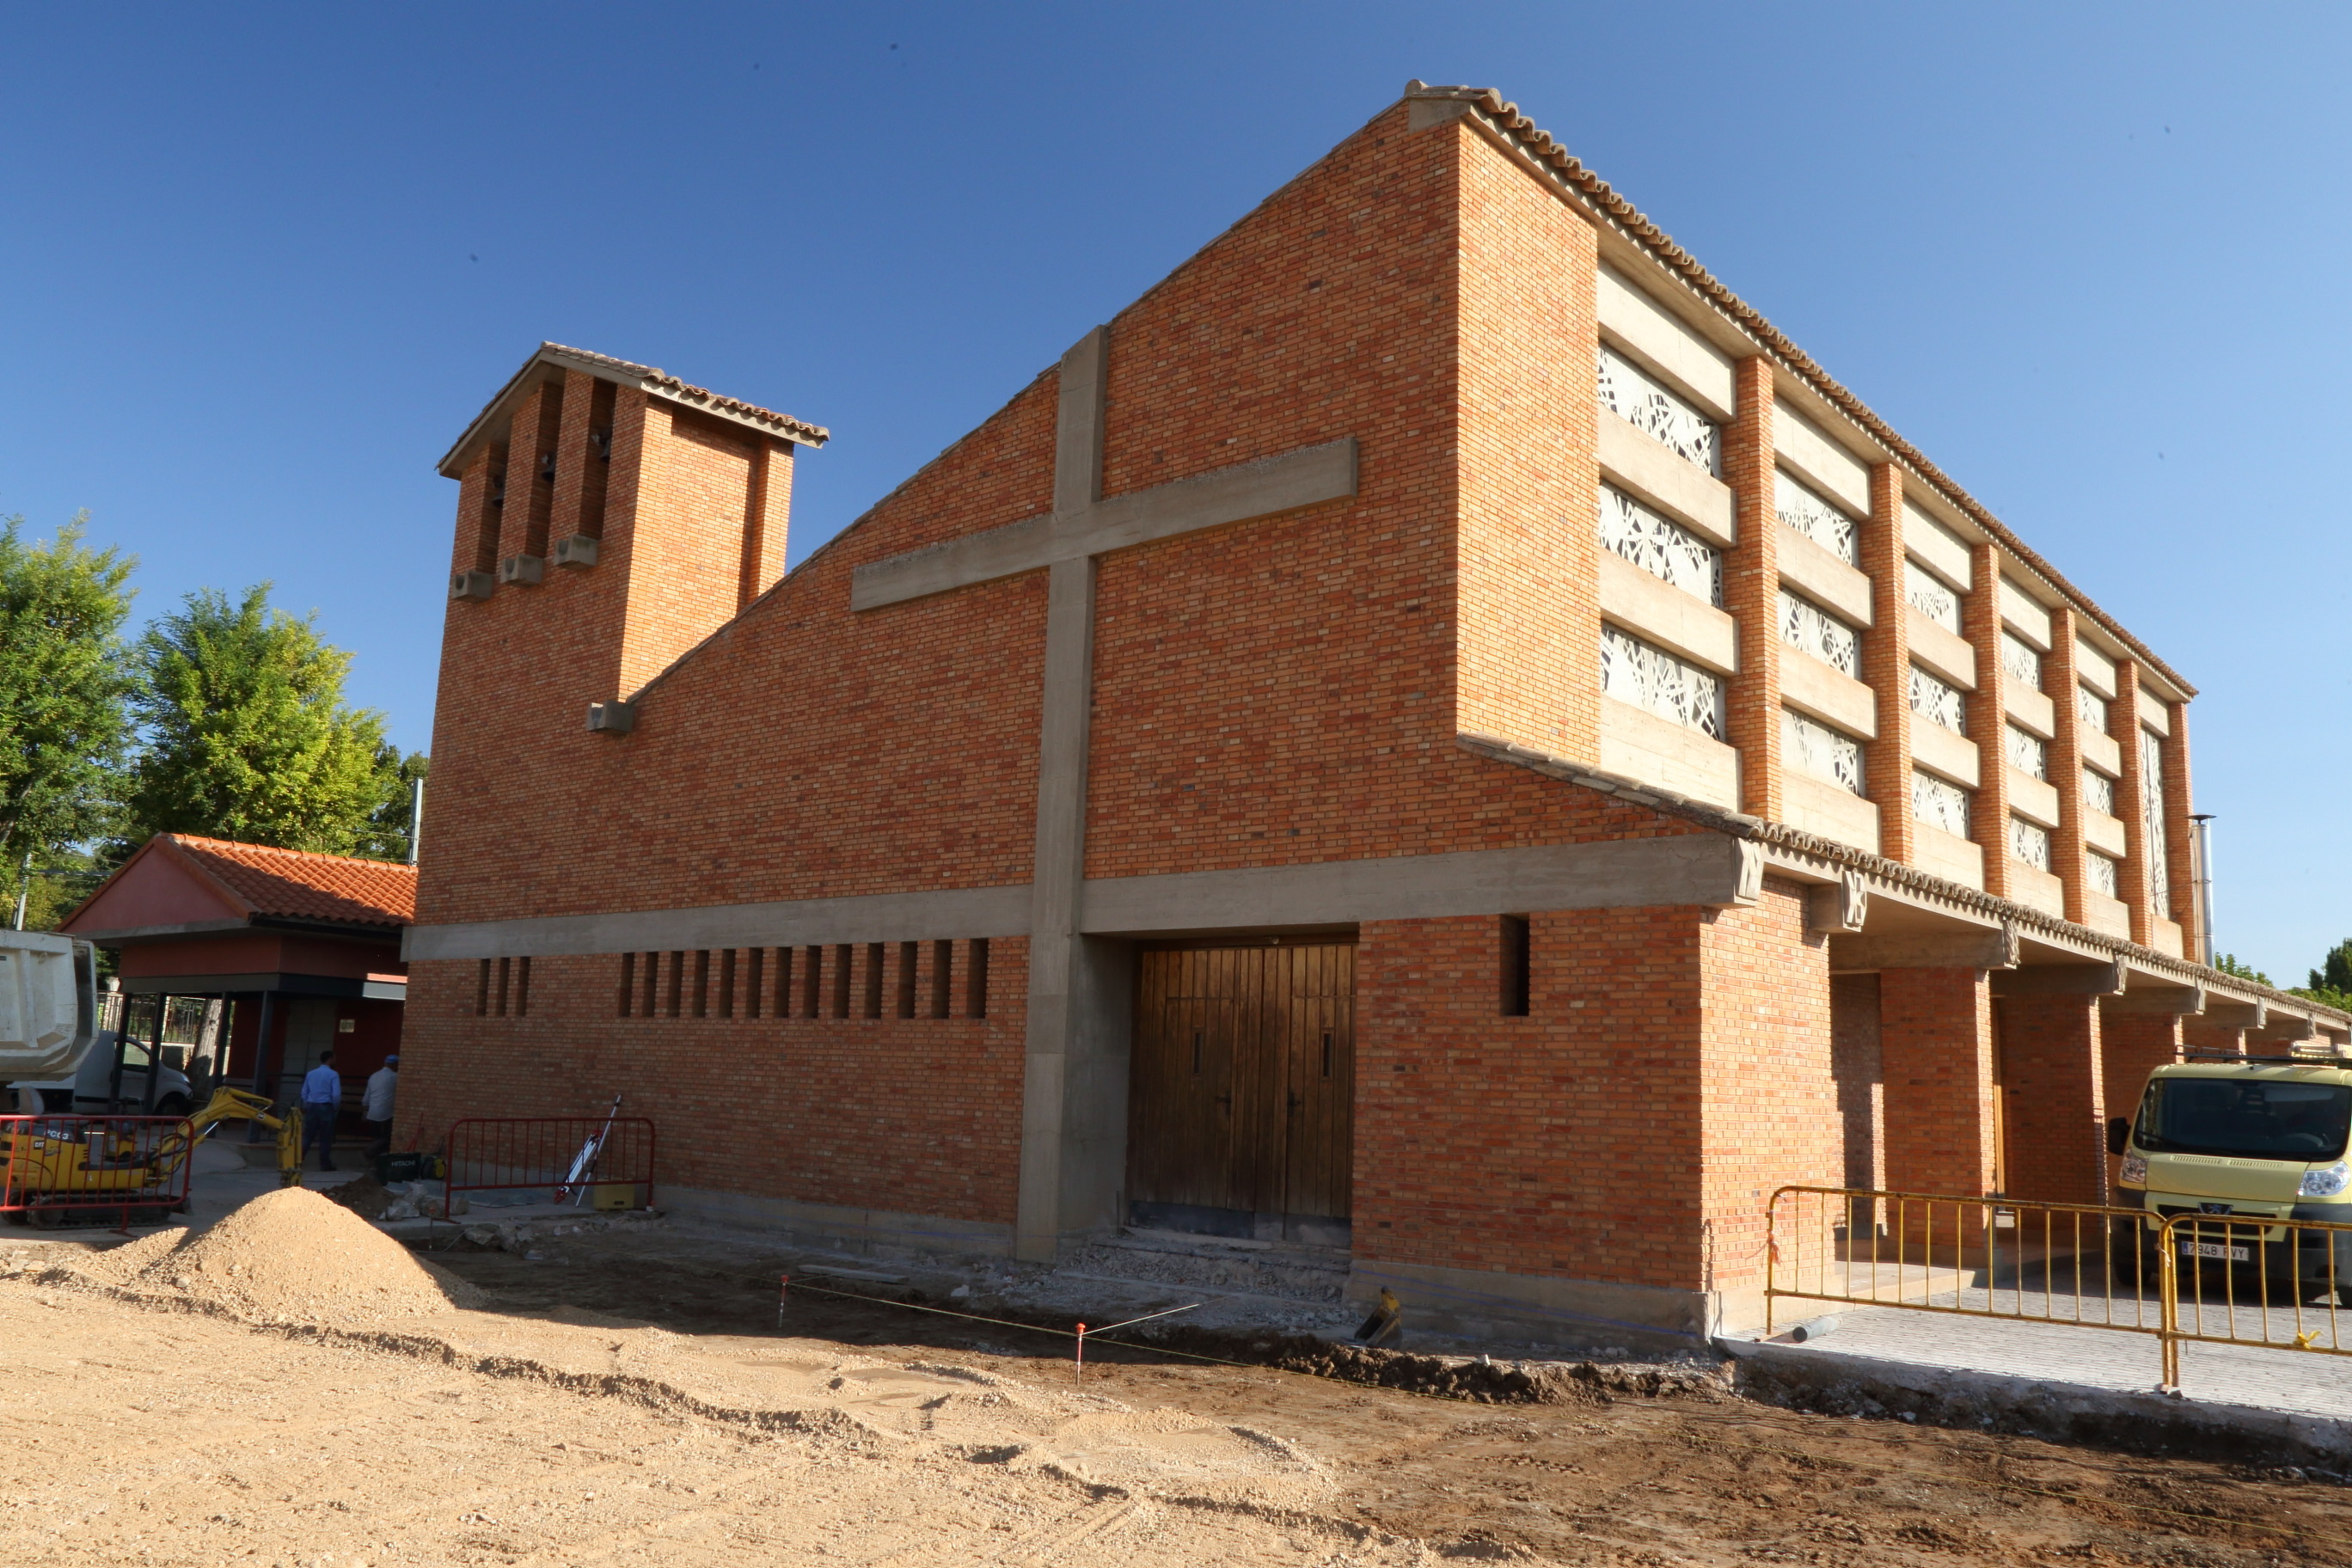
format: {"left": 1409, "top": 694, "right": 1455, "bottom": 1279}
{"left": 548, "top": 369, "right": 597, "bottom": 551}
{"left": 2099, "top": 1010, "right": 2182, "bottom": 1148}
{"left": 2162, "top": 701, "right": 2200, "bottom": 959}
{"left": 2044, "top": 606, "right": 2088, "bottom": 923}
{"left": 1996, "top": 993, "right": 2104, "bottom": 1205}
{"left": 1962, "top": 542, "right": 2012, "bottom": 899}
{"left": 499, "top": 382, "right": 551, "bottom": 563}
{"left": 1879, "top": 967, "right": 1998, "bottom": 1197}
{"left": 2113, "top": 659, "right": 2154, "bottom": 946}
{"left": 1721, "top": 357, "right": 1780, "bottom": 821}
{"left": 740, "top": 440, "right": 793, "bottom": 610}
{"left": 455, "top": 445, "right": 499, "bottom": 576}
{"left": 1862, "top": 463, "right": 1914, "bottom": 866}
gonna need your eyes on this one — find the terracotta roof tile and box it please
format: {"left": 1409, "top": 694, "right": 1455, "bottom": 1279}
{"left": 160, "top": 836, "right": 415, "bottom": 928}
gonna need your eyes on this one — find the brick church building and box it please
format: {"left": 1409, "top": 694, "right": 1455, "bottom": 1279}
{"left": 398, "top": 83, "right": 2345, "bottom": 1345}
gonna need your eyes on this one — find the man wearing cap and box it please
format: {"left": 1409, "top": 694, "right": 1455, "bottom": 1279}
{"left": 363, "top": 1054, "right": 399, "bottom": 1165}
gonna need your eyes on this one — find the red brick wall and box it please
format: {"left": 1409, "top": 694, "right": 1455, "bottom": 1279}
{"left": 395, "top": 940, "right": 1027, "bottom": 1222}
{"left": 1994, "top": 993, "right": 2105, "bottom": 1204}
{"left": 2099, "top": 1009, "right": 2181, "bottom": 1187}
{"left": 1878, "top": 967, "right": 1996, "bottom": 1197}
{"left": 1351, "top": 879, "right": 1834, "bottom": 1298}
{"left": 1452, "top": 111, "right": 1601, "bottom": 765}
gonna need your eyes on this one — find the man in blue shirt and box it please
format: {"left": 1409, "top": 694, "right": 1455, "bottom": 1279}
{"left": 298, "top": 1050, "right": 343, "bottom": 1173}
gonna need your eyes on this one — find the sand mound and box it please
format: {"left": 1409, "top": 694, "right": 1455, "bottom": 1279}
{"left": 137, "top": 1187, "right": 482, "bottom": 1320}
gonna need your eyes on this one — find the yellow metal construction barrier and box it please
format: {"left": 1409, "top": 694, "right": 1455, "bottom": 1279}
{"left": 2157, "top": 1210, "right": 2352, "bottom": 1388}
{"left": 1767, "top": 1186, "right": 2352, "bottom": 1395}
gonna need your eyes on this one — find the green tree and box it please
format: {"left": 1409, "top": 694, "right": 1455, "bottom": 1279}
{"left": 0, "top": 513, "right": 138, "bottom": 922}
{"left": 2296, "top": 939, "right": 2352, "bottom": 1013}
{"left": 356, "top": 745, "right": 430, "bottom": 862}
{"left": 119, "top": 584, "right": 403, "bottom": 855}
{"left": 2213, "top": 952, "right": 2271, "bottom": 986}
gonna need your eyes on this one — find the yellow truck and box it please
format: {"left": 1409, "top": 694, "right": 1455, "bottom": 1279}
{"left": 2109, "top": 1056, "right": 2352, "bottom": 1302}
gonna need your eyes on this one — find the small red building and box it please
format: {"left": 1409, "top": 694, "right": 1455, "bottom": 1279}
{"left": 59, "top": 835, "right": 414, "bottom": 1117}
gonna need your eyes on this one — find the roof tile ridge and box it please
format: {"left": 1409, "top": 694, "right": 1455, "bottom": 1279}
{"left": 1453, "top": 733, "right": 2344, "bottom": 1024}
{"left": 150, "top": 834, "right": 262, "bottom": 919}
{"left": 1405, "top": 83, "right": 2194, "bottom": 698}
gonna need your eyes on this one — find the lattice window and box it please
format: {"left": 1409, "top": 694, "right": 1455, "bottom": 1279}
{"left": 2010, "top": 814, "right": 2051, "bottom": 871}
{"left": 1775, "top": 472, "right": 1859, "bottom": 566}
{"left": 1782, "top": 707, "right": 1865, "bottom": 795}
{"left": 1601, "top": 626, "right": 1725, "bottom": 737}
{"left": 2005, "top": 723, "right": 2048, "bottom": 781}
{"left": 1912, "top": 770, "right": 1971, "bottom": 836}
{"left": 2000, "top": 631, "right": 2043, "bottom": 689}
{"left": 1908, "top": 665, "right": 1967, "bottom": 735}
{"left": 1779, "top": 589, "right": 1860, "bottom": 678}
{"left": 1596, "top": 346, "right": 1720, "bottom": 475}
{"left": 2141, "top": 729, "right": 2170, "bottom": 916}
{"left": 1598, "top": 484, "right": 1721, "bottom": 605}
{"left": 2077, "top": 685, "right": 2110, "bottom": 736}
{"left": 2083, "top": 767, "right": 2116, "bottom": 817}
{"left": 2088, "top": 851, "right": 2120, "bottom": 897}
{"left": 1905, "top": 560, "right": 1961, "bottom": 634}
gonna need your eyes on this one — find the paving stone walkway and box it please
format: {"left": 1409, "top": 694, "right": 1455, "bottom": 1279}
{"left": 1774, "top": 1295, "right": 2352, "bottom": 1419}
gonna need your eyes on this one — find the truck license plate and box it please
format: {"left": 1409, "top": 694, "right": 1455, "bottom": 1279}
{"left": 2180, "top": 1240, "right": 2251, "bottom": 1263}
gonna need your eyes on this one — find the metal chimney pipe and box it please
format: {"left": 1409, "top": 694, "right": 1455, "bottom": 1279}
{"left": 407, "top": 777, "right": 426, "bottom": 867}
{"left": 2190, "top": 813, "right": 2216, "bottom": 966}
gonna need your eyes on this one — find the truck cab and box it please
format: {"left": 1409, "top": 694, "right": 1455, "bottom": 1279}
{"left": 2110, "top": 1057, "right": 2352, "bottom": 1297}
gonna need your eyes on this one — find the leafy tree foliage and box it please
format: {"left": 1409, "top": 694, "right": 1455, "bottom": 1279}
{"left": 119, "top": 584, "right": 406, "bottom": 855}
{"left": 358, "top": 746, "right": 430, "bottom": 862}
{"left": 0, "top": 514, "right": 138, "bottom": 915}
{"left": 2213, "top": 952, "right": 2271, "bottom": 986}
{"left": 2298, "top": 939, "right": 2352, "bottom": 1014}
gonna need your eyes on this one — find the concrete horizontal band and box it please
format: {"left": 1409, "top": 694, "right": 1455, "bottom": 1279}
{"left": 402, "top": 884, "right": 1036, "bottom": 962}
{"left": 116, "top": 971, "right": 407, "bottom": 1000}
{"left": 1079, "top": 834, "right": 1756, "bottom": 933}
{"left": 405, "top": 836, "right": 1755, "bottom": 960}
{"left": 851, "top": 438, "right": 1358, "bottom": 611}
{"left": 656, "top": 1185, "right": 1014, "bottom": 1259}
{"left": 1344, "top": 1256, "right": 1718, "bottom": 1349}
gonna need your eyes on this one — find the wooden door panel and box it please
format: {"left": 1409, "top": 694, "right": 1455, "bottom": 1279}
{"left": 1128, "top": 943, "right": 1355, "bottom": 1222}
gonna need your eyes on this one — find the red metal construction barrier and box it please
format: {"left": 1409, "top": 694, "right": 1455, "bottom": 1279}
{"left": 444, "top": 1116, "right": 658, "bottom": 1213}
{"left": 0, "top": 1115, "right": 198, "bottom": 1229}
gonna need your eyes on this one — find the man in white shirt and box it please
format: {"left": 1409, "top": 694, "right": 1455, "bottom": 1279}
{"left": 362, "top": 1055, "right": 398, "bottom": 1164}
{"left": 298, "top": 1050, "right": 343, "bottom": 1173}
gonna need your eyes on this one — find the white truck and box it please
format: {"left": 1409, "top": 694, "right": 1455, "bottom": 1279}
{"left": 0, "top": 930, "right": 192, "bottom": 1117}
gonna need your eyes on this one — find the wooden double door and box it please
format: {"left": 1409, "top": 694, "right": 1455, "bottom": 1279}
{"left": 1127, "top": 942, "right": 1356, "bottom": 1231}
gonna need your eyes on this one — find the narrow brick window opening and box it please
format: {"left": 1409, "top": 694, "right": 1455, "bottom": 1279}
{"left": 831, "top": 944, "right": 854, "bottom": 1019}
{"left": 965, "top": 939, "right": 990, "bottom": 1020}
{"left": 617, "top": 952, "right": 636, "bottom": 1018}
{"left": 744, "top": 948, "right": 763, "bottom": 1019}
{"left": 515, "top": 956, "right": 532, "bottom": 1018}
{"left": 896, "top": 941, "right": 918, "bottom": 1019}
{"left": 475, "top": 959, "right": 491, "bottom": 1018}
{"left": 691, "top": 951, "right": 711, "bottom": 1018}
{"left": 1500, "top": 916, "right": 1531, "bottom": 1017}
{"left": 665, "top": 951, "right": 684, "bottom": 1018}
{"left": 640, "top": 952, "right": 660, "bottom": 1019}
{"left": 863, "top": 942, "right": 885, "bottom": 1019}
{"left": 930, "top": 940, "right": 953, "bottom": 1020}
{"left": 494, "top": 957, "right": 512, "bottom": 1018}
{"left": 718, "top": 948, "right": 738, "bottom": 1019}
{"left": 800, "top": 946, "right": 823, "bottom": 1019}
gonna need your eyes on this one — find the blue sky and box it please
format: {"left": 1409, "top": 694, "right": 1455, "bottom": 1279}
{"left": 2, "top": 5, "right": 2345, "bottom": 981}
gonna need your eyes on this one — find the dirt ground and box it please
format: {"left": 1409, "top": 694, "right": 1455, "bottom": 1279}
{"left": 4, "top": 1215, "right": 2351, "bottom": 1567}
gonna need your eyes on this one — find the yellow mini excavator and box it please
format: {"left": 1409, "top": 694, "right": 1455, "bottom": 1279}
{"left": 1, "top": 1086, "right": 301, "bottom": 1228}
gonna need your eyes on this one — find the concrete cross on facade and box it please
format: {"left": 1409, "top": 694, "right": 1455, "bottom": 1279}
{"left": 853, "top": 327, "right": 1358, "bottom": 1259}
